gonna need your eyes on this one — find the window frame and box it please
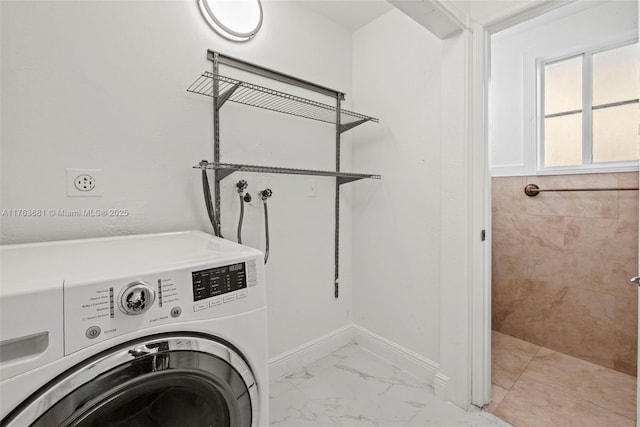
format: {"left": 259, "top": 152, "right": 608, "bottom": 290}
{"left": 536, "top": 38, "right": 640, "bottom": 174}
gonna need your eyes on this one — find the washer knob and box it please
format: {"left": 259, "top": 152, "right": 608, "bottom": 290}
{"left": 118, "top": 281, "right": 155, "bottom": 315}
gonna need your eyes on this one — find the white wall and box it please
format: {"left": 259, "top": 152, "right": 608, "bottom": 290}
{"left": 1, "top": 0, "right": 483, "bottom": 406}
{"left": 0, "top": 0, "right": 355, "bottom": 359}
{"left": 489, "top": 0, "right": 638, "bottom": 176}
{"left": 352, "top": 9, "right": 443, "bottom": 370}
{"left": 351, "top": 8, "right": 480, "bottom": 408}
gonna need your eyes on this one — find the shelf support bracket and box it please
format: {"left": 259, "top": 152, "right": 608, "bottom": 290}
{"left": 215, "top": 83, "right": 241, "bottom": 111}
{"left": 215, "top": 168, "right": 236, "bottom": 181}
{"left": 339, "top": 118, "right": 370, "bottom": 134}
{"left": 337, "top": 176, "right": 363, "bottom": 186}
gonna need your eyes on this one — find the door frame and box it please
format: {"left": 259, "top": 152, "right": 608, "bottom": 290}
{"left": 468, "top": 0, "right": 591, "bottom": 408}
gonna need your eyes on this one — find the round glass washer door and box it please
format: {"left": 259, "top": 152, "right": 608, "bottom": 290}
{"left": 2, "top": 334, "right": 259, "bottom": 427}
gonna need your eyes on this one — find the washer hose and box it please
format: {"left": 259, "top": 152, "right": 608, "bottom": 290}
{"left": 200, "top": 161, "right": 221, "bottom": 238}
{"left": 236, "top": 180, "right": 249, "bottom": 244}
{"left": 259, "top": 189, "right": 272, "bottom": 264}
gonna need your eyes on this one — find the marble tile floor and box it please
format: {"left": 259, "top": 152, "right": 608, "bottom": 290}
{"left": 269, "top": 343, "right": 511, "bottom": 427}
{"left": 486, "top": 331, "right": 637, "bottom": 427}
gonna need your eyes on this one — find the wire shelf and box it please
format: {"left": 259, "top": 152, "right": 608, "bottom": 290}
{"left": 195, "top": 162, "right": 381, "bottom": 185}
{"left": 187, "top": 72, "right": 379, "bottom": 127}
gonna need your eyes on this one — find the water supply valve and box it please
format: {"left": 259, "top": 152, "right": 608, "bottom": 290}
{"left": 259, "top": 188, "right": 272, "bottom": 201}
{"left": 236, "top": 180, "right": 248, "bottom": 194}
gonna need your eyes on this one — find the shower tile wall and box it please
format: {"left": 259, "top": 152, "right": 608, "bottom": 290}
{"left": 492, "top": 172, "right": 639, "bottom": 376}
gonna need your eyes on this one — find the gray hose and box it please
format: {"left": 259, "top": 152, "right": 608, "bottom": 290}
{"left": 259, "top": 189, "right": 272, "bottom": 264}
{"left": 236, "top": 180, "right": 249, "bottom": 244}
{"left": 237, "top": 193, "right": 245, "bottom": 244}
{"left": 263, "top": 201, "right": 269, "bottom": 264}
{"left": 201, "top": 168, "right": 221, "bottom": 237}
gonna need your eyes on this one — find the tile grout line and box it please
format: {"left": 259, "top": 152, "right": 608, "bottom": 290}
{"left": 513, "top": 344, "right": 542, "bottom": 389}
{"left": 513, "top": 373, "right": 637, "bottom": 424}
{"left": 515, "top": 344, "right": 637, "bottom": 423}
{"left": 491, "top": 344, "right": 542, "bottom": 416}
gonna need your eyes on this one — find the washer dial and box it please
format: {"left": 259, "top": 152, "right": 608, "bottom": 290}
{"left": 118, "top": 281, "right": 155, "bottom": 315}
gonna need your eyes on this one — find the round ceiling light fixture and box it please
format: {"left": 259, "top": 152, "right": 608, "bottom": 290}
{"left": 198, "top": 0, "right": 263, "bottom": 42}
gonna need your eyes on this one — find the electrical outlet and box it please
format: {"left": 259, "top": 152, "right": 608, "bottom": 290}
{"left": 75, "top": 175, "right": 96, "bottom": 192}
{"left": 67, "top": 169, "right": 102, "bottom": 197}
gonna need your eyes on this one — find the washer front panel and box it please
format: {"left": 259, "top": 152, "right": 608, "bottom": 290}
{"left": 64, "top": 256, "right": 262, "bottom": 355}
{"left": 2, "top": 335, "right": 259, "bottom": 427}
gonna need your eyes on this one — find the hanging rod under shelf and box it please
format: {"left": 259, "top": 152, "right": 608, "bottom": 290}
{"left": 187, "top": 72, "right": 379, "bottom": 130}
{"left": 195, "top": 162, "right": 381, "bottom": 185}
{"left": 524, "top": 183, "right": 639, "bottom": 197}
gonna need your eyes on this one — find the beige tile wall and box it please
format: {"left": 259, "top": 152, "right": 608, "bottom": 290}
{"left": 492, "top": 172, "right": 639, "bottom": 376}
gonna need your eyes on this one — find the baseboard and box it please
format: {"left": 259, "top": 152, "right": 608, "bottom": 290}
{"left": 268, "top": 324, "right": 354, "bottom": 381}
{"left": 434, "top": 372, "right": 450, "bottom": 400}
{"left": 352, "top": 325, "right": 442, "bottom": 389}
{"left": 268, "top": 323, "right": 449, "bottom": 399}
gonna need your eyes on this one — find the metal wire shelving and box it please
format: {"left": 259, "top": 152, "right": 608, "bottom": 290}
{"left": 188, "top": 50, "right": 380, "bottom": 299}
{"left": 187, "top": 72, "right": 379, "bottom": 131}
{"left": 194, "top": 162, "right": 381, "bottom": 185}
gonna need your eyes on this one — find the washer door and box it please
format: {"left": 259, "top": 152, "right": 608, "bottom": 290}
{"left": 2, "top": 335, "right": 259, "bottom": 427}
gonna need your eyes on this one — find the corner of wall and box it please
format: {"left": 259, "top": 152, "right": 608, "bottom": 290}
{"left": 353, "top": 325, "right": 440, "bottom": 385}
{"left": 269, "top": 323, "right": 445, "bottom": 393}
{"left": 268, "top": 324, "right": 354, "bottom": 381}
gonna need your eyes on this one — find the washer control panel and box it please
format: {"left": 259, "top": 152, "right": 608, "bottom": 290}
{"left": 63, "top": 257, "right": 262, "bottom": 355}
{"left": 192, "top": 262, "right": 248, "bottom": 301}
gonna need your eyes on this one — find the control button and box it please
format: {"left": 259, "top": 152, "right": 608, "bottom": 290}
{"left": 210, "top": 298, "right": 222, "bottom": 307}
{"left": 194, "top": 302, "right": 207, "bottom": 312}
{"left": 85, "top": 326, "right": 101, "bottom": 339}
{"left": 223, "top": 295, "right": 236, "bottom": 303}
{"left": 237, "top": 290, "right": 248, "bottom": 299}
{"left": 170, "top": 306, "right": 182, "bottom": 318}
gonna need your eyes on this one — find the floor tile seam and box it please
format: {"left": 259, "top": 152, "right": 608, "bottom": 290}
{"left": 519, "top": 354, "right": 637, "bottom": 405}
{"left": 509, "top": 345, "right": 542, "bottom": 391}
{"left": 515, "top": 372, "right": 636, "bottom": 421}
{"left": 488, "top": 345, "right": 539, "bottom": 415}
{"left": 531, "top": 343, "right": 638, "bottom": 381}
{"left": 486, "top": 381, "right": 511, "bottom": 418}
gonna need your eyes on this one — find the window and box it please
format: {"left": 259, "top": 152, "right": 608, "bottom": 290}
{"left": 540, "top": 41, "right": 639, "bottom": 170}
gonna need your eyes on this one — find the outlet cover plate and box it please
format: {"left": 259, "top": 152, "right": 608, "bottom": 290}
{"left": 67, "top": 168, "right": 102, "bottom": 197}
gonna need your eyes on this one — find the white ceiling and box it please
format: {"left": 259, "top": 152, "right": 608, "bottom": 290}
{"left": 296, "top": 0, "right": 394, "bottom": 32}
{"left": 294, "top": 0, "right": 575, "bottom": 34}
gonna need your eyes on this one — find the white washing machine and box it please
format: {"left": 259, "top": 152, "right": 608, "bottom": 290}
{"left": 0, "top": 230, "right": 268, "bottom": 426}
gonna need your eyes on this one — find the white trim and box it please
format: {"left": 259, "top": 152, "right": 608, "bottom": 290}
{"left": 268, "top": 324, "right": 447, "bottom": 397}
{"left": 483, "top": 0, "right": 579, "bottom": 34}
{"left": 491, "top": 164, "right": 640, "bottom": 177}
{"left": 388, "top": 0, "right": 467, "bottom": 39}
{"left": 434, "top": 372, "right": 450, "bottom": 399}
{"left": 536, "top": 163, "right": 640, "bottom": 175}
{"left": 435, "top": 0, "right": 470, "bottom": 32}
{"left": 352, "top": 325, "right": 442, "bottom": 388}
{"left": 268, "top": 324, "right": 354, "bottom": 381}
{"left": 470, "top": 21, "right": 491, "bottom": 408}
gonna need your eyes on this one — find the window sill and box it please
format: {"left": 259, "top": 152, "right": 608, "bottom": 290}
{"left": 536, "top": 162, "right": 639, "bottom": 176}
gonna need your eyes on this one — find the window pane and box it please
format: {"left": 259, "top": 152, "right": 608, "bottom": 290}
{"left": 545, "top": 56, "right": 583, "bottom": 115}
{"left": 593, "top": 43, "right": 639, "bottom": 106}
{"left": 593, "top": 103, "right": 639, "bottom": 163}
{"left": 544, "top": 113, "right": 583, "bottom": 167}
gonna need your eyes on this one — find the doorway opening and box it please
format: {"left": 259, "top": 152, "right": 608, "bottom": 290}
{"left": 485, "top": 1, "right": 639, "bottom": 424}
